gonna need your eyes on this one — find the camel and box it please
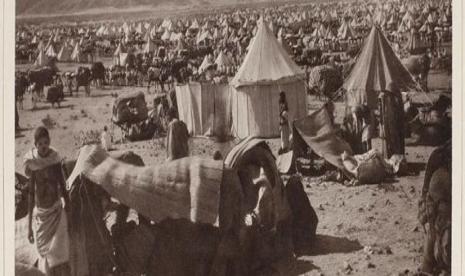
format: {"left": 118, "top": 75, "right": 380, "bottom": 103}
{"left": 63, "top": 138, "right": 293, "bottom": 276}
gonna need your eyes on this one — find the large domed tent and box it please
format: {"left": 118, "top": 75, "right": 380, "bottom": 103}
{"left": 343, "top": 25, "right": 418, "bottom": 109}
{"left": 230, "top": 18, "right": 307, "bottom": 138}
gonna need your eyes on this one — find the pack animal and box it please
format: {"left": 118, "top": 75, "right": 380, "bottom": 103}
{"left": 46, "top": 84, "right": 64, "bottom": 108}
{"left": 403, "top": 54, "right": 431, "bottom": 91}
{"left": 91, "top": 62, "right": 106, "bottom": 88}
{"left": 15, "top": 72, "right": 29, "bottom": 110}
{"left": 75, "top": 67, "right": 92, "bottom": 96}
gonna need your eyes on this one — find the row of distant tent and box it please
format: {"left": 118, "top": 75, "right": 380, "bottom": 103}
{"left": 35, "top": 42, "right": 88, "bottom": 65}
{"left": 17, "top": 0, "right": 451, "bottom": 45}
{"left": 22, "top": 18, "right": 451, "bottom": 62}
{"left": 19, "top": 0, "right": 451, "bottom": 37}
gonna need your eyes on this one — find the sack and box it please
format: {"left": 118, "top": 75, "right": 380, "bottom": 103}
{"left": 356, "top": 155, "right": 386, "bottom": 184}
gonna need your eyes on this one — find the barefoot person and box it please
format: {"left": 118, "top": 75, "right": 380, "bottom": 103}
{"left": 24, "top": 126, "right": 70, "bottom": 276}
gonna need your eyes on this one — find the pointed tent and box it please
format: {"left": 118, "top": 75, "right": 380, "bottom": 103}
{"left": 135, "top": 23, "right": 143, "bottom": 34}
{"left": 144, "top": 31, "right": 151, "bottom": 42}
{"left": 45, "top": 43, "right": 57, "bottom": 58}
{"left": 71, "top": 44, "right": 86, "bottom": 63}
{"left": 214, "top": 51, "right": 232, "bottom": 71}
{"left": 69, "top": 39, "right": 77, "bottom": 47}
{"left": 175, "top": 39, "right": 187, "bottom": 52}
{"left": 53, "top": 32, "right": 61, "bottom": 43}
{"left": 34, "top": 50, "right": 50, "bottom": 67}
{"left": 231, "top": 18, "right": 307, "bottom": 138}
{"left": 406, "top": 29, "right": 427, "bottom": 54}
{"left": 161, "top": 29, "right": 171, "bottom": 41}
{"left": 57, "top": 44, "right": 73, "bottom": 62}
{"left": 198, "top": 55, "right": 214, "bottom": 74}
{"left": 37, "top": 40, "right": 45, "bottom": 51}
{"left": 190, "top": 19, "right": 200, "bottom": 30}
{"left": 338, "top": 21, "right": 357, "bottom": 40}
{"left": 114, "top": 43, "right": 125, "bottom": 56}
{"left": 343, "top": 26, "right": 418, "bottom": 109}
{"left": 96, "top": 25, "right": 106, "bottom": 36}
{"left": 143, "top": 39, "right": 156, "bottom": 54}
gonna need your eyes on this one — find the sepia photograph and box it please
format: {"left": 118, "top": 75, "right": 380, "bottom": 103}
{"left": 6, "top": 0, "right": 457, "bottom": 275}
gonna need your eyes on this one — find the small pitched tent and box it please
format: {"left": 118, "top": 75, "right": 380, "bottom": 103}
{"left": 57, "top": 44, "right": 73, "bottom": 62}
{"left": 198, "top": 55, "right": 214, "bottom": 74}
{"left": 114, "top": 43, "right": 125, "bottom": 56}
{"left": 71, "top": 44, "right": 86, "bottom": 63}
{"left": 231, "top": 18, "right": 307, "bottom": 138}
{"left": 143, "top": 39, "right": 156, "bottom": 54}
{"left": 45, "top": 44, "right": 57, "bottom": 58}
{"left": 338, "top": 21, "right": 358, "bottom": 40}
{"left": 34, "top": 50, "right": 50, "bottom": 67}
{"left": 343, "top": 26, "right": 417, "bottom": 109}
{"left": 214, "top": 52, "right": 232, "bottom": 71}
{"left": 406, "top": 29, "right": 427, "bottom": 54}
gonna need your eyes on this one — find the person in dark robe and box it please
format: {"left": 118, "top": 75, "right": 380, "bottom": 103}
{"left": 165, "top": 107, "right": 189, "bottom": 161}
{"left": 378, "top": 82, "right": 405, "bottom": 159}
{"left": 342, "top": 105, "right": 364, "bottom": 154}
{"left": 279, "top": 91, "right": 290, "bottom": 154}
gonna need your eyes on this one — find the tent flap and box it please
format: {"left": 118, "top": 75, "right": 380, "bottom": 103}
{"left": 293, "top": 107, "right": 352, "bottom": 171}
{"left": 175, "top": 83, "right": 232, "bottom": 138}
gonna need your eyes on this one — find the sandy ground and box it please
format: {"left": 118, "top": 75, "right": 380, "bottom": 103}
{"left": 14, "top": 58, "right": 451, "bottom": 275}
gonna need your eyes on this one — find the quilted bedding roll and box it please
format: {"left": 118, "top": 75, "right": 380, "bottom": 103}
{"left": 67, "top": 145, "right": 223, "bottom": 226}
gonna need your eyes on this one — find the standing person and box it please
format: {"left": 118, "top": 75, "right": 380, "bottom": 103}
{"left": 65, "top": 72, "right": 73, "bottom": 97}
{"left": 24, "top": 126, "right": 70, "bottom": 276}
{"left": 101, "top": 125, "right": 112, "bottom": 151}
{"left": 342, "top": 105, "right": 364, "bottom": 154}
{"left": 279, "top": 91, "right": 290, "bottom": 154}
{"left": 361, "top": 106, "right": 374, "bottom": 152}
{"left": 378, "top": 82, "right": 405, "bottom": 159}
{"left": 166, "top": 107, "right": 189, "bottom": 161}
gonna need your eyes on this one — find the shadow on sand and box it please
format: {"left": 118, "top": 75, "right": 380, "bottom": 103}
{"left": 297, "top": 234, "right": 363, "bottom": 256}
{"left": 285, "top": 259, "right": 321, "bottom": 276}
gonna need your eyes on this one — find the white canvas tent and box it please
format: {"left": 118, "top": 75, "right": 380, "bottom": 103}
{"left": 230, "top": 18, "right": 307, "bottom": 138}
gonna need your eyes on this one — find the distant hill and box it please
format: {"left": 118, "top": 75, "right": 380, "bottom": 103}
{"left": 15, "top": 0, "right": 257, "bottom": 16}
